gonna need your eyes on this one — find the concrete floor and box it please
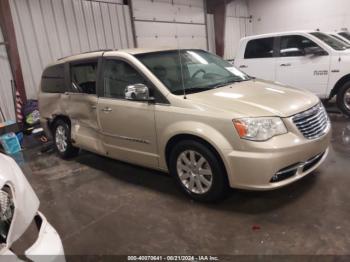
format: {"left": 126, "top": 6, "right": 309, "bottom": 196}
{"left": 12, "top": 112, "right": 350, "bottom": 256}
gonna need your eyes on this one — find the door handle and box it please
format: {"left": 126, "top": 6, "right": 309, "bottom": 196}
{"left": 280, "top": 63, "right": 291, "bottom": 67}
{"left": 101, "top": 107, "right": 112, "bottom": 112}
{"left": 239, "top": 65, "right": 248, "bottom": 68}
{"left": 91, "top": 105, "right": 97, "bottom": 110}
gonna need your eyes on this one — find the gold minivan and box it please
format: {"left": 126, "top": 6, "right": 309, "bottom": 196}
{"left": 39, "top": 49, "right": 331, "bottom": 201}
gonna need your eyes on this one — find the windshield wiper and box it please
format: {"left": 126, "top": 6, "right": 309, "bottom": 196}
{"left": 211, "top": 78, "right": 250, "bottom": 89}
{"left": 172, "top": 77, "right": 252, "bottom": 95}
{"left": 172, "top": 87, "right": 213, "bottom": 95}
{"left": 213, "top": 81, "right": 237, "bottom": 89}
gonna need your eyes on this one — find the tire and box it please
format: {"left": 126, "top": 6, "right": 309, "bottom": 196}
{"left": 336, "top": 81, "right": 350, "bottom": 117}
{"left": 53, "top": 119, "right": 79, "bottom": 159}
{"left": 169, "top": 140, "right": 229, "bottom": 202}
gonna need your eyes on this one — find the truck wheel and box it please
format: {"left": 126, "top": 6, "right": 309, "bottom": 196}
{"left": 169, "top": 140, "right": 229, "bottom": 202}
{"left": 336, "top": 81, "right": 350, "bottom": 117}
{"left": 53, "top": 119, "right": 79, "bottom": 159}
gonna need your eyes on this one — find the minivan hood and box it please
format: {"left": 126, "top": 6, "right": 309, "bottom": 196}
{"left": 186, "top": 80, "right": 319, "bottom": 117}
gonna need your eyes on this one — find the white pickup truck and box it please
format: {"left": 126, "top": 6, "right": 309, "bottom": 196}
{"left": 234, "top": 31, "right": 350, "bottom": 116}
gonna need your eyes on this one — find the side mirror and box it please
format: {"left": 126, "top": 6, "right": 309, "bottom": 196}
{"left": 304, "top": 46, "right": 328, "bottom": 56}
{"left": 124, "top": 84, "right": 154, "bottom": 101}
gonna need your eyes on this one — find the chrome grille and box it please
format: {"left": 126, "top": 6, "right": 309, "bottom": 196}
{"left": 293, "top": 103, "right": 329, "bottom": 139}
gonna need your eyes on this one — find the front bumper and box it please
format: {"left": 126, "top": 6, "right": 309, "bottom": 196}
{"left": 2, "top": 212, "right": 65, "bottom": 262}
{"left": 223, "top": 126, "right": 331, "bottom": 190}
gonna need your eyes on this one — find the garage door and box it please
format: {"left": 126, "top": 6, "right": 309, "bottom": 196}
{"left": 132, "top": 0, "right": 208, "bottom": 50}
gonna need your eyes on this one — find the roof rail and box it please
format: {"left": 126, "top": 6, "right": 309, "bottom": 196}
{"left": 82, "top": 49, "right": 113, "bottom": 54}
{"left": 57, "top": 49, "right": 114, "bottom": 61}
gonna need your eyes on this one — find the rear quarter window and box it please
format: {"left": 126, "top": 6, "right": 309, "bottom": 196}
{"left": 244, "top": 37, "right": 275, "bottom": 59}
{"left": 41, "top": 64, "right": 66, "bottom": 93}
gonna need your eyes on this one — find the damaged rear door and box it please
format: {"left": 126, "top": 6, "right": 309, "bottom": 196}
{"left": 64, "top": 58, "right": 102, "bottom": 153}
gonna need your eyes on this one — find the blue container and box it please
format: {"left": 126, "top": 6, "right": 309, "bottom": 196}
{"left": 16, "top": 132, "right": 24, "bottom": 146}
{"left": 0, "top": 132, "right": 21, "bottom": 155}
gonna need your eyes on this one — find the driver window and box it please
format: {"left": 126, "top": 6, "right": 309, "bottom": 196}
{"left": 70, "top": 62, "right": 97, "bottom": 94}
{"left": 103, "top": 60, "right": 147, "bottom": 99}
{"left": 279, "top": 35, "right": 319, "bottom": 57}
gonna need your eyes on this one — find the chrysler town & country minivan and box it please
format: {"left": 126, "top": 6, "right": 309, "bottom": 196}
{"left": 39, "top": 49, "right": 331, "bottom": 201}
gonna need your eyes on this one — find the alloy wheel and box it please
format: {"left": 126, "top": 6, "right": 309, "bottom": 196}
{"left": 176, "top": 150, "right": 213, "bottom": 194}
{"left": 55, "top": 126, "right": 67, "bottom": 153}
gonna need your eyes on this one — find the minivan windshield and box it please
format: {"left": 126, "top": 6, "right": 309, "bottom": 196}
{"left": 136, "top": 50, "right": 250, "bottom": 95}
{"left": 310, "top": 32, "right": 348, "bottom": 51}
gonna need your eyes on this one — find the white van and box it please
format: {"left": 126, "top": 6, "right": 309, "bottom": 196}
{"left": 234, "top": 31, "right": 350, "bottom": 116}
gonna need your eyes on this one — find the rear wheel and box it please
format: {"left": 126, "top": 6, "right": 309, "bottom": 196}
{"left": 169, "top": 140, "right": 229, "bottom": 202}
{"left": 336, "top": 81, "right": 350, "bottom": 117}
{"left": 53, "top": 119, "right": 79, "bottom": 159}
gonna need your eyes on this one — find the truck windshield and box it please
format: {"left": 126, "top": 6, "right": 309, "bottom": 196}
{"left": 310, "top": 32, "right": 348, "bottom": 51}
{"left": 329, "top": 34, "right": 350, "bottom": 48}
{"left": 338, "top": 31, "right": 350, "bottom": 41}
{"left": 136, "top": 50, "right": 250, "bottom": 95}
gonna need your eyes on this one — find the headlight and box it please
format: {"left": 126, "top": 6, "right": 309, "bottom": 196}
{"left": 0, "top": 185, "right": 14, "bottom": 243}
{"left": 233, "top": 117, "right": 287, "bottom": 141}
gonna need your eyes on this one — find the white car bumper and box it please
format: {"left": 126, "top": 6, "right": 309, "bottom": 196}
{"left": 1, "top": 212, "right": 65, "bottom": 262}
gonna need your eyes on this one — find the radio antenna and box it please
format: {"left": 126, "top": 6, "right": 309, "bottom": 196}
{"left": 178, "top": 49, "right": 186, "bottom": 99}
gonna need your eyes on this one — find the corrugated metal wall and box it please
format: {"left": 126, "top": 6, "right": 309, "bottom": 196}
{"left": 0, "top": 29, "right": 15, "bottom": 121}
{"left": 132, "top": 0, "right": 208, "bottom": 50}
{"left": 224, "top": 0, "right": 252, "bottom": 59}
{"left": 10, "top": 0, "right": 134, "bottom": 99}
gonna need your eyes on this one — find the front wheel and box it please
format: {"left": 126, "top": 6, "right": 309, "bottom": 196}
{"left": 169, "top": 140, "right": 229, "bottom": 202}
{"left": 336, "top": 81, "right": 350, "bottom": 117}
{"left": 53, "top": 120, "right": 79, "bottom": 159}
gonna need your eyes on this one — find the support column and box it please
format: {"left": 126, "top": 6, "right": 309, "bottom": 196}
{"left": 206, "top": 0, "right": 234, "bottom": 57}
{"left": 0, "top": 0, "right": 26, "bottom": 104}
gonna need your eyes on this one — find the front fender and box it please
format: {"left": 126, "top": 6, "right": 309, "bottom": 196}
{"left": 158, "top": 121, "right": 233, "bottom": 173}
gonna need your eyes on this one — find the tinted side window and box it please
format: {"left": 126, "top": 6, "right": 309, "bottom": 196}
{"left": 279, "top": 35, "right": 318, "bottom": 57}
{"left": 244, "top": 38, "right": 274, "bottom": 59}
{"left": 71, "top": 62, "right": 97, "bottom": 94}
{"left": 41, "top": 64, "right": 65, "bottom": 93}
{"left": 103, "top": 60, "right": 147, "bottom": 99}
